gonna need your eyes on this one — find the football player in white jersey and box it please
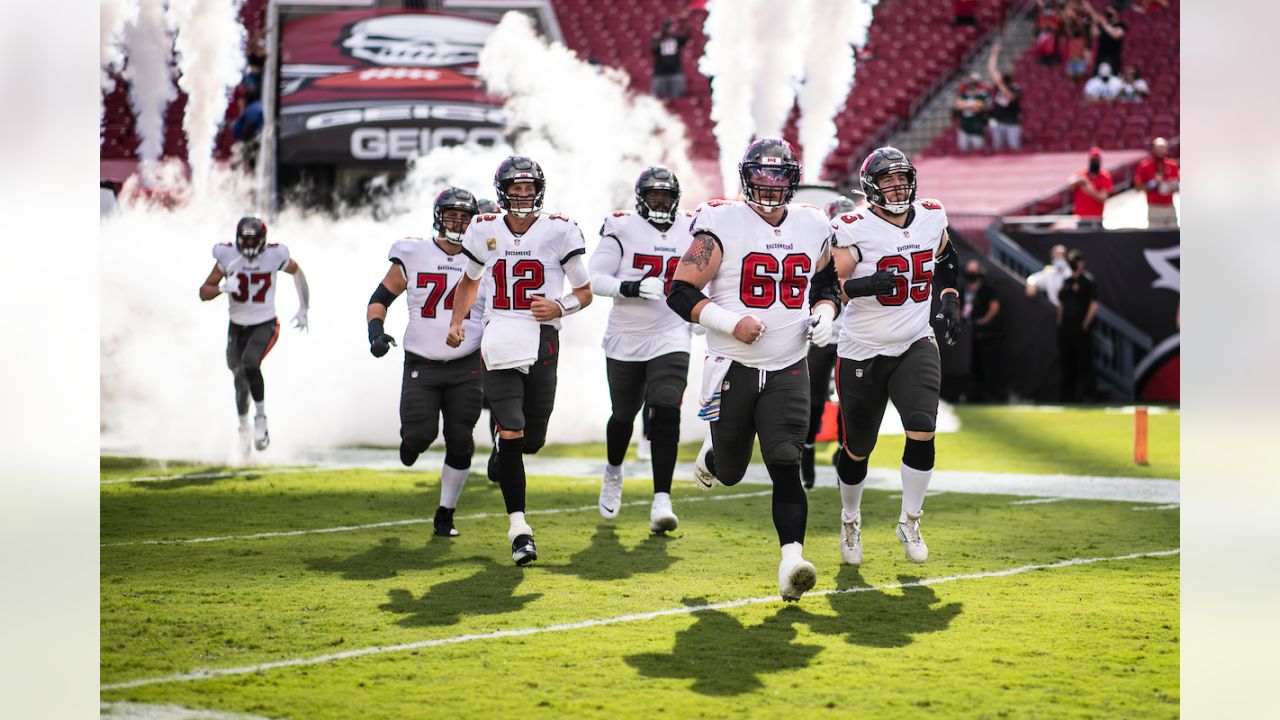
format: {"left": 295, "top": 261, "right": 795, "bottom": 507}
{"left": 199, "top": 216, "right": 310, "bottom": 455}
{"left": 800, "top": 194, "right": 865, "bottom": 489}
{"left": 666, "top": 138, "right": 842, "bottom": 602}
{"left": 829, "top": 147, "right": 962, "bottom": 566}
{"left": 446, "top": 155, "right": 593, "bottom": 566}
{"left": 589, "top": 166, "right": 693, "bottom": 533}
{"left": 365, "top": 187, "right": 483, "bottom": 538}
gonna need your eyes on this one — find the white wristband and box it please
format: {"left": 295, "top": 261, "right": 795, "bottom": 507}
{"left": 555, "top": 294, "right": 582, "bottom": 317}
{"left": 813, "top": 303, "right": 836, "bottom": 321}
{"left": 697, "top": 302, "right": 741, "bottom": 335}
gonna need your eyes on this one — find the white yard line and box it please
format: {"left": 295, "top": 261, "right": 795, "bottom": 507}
{"left": 101, "top": 467, "right": 322, "bottom": 485}
{"left": 100, "top": 548, "right": 1180, "bottom": 692}
{"left": 1009, "top": 497, "right": 1066, "bottom": 506}
{"left": 1132, "top": 503, "right": 1181, "bottom": 511}
{"left": 100, "top": 701, "right": 274, "bottom": 719}
{"left": 101, "top": 490, "right": 775, "bottom": 548}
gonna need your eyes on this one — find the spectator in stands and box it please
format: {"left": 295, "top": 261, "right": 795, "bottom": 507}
{"left": 1118, "top": 65, "right": 1150, "bottom": 102}
{"left": 233, "top": 55, "right": 265, "bottom": 144}
{"left": 1026, "top": 244, "right": 1071, "bottom": 306}
{"left": 1135, "top": 136, "right": 1180, "bottom": 228}
{"left": 1071, "top": 147, "right": 1113, "bottom": 228}
{"left": 1083, "top": 2, "right": 1128, "bottom": 76}
{"left": 986, "top": 42, "right": 1023, "bottom": 152}
{"left": 955, "top": 0, "right": 978, "bottom": 26}
{"left": 650, "top": 14, "right": 690, "bottom": 100}
{"left": 1062, "top": 17, "right": 1092, "bottom": 81}
{"left": 1034, "top": 0, "right": 1062, "bottom": 66}
{"left": 1057, "top": 249, "right": 1099, "bottom": 403}
{"left": 961, "top": 259, "right": 1005, "bottom": 402}
{"left": 954, "top": 73, "right": 989, "bottom": 154}
{"left": 1083, "top": 62, "right": 1123, "bottom": 101}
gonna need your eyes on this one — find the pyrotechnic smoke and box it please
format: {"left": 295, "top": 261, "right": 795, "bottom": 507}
{"left": 750, "top": 0, "right": 809, "bottom": 138}
{"left": 100, "top": 0, "right": 136, "bottom": 141}
{"left": 699, "top": 0, "right": 764, "bottom": 197}
{"left": 796, "top": 0, "right": 878, "bottom": 183}
{"left": 168, "top": 0, "right": 247, "bottom": 190}
{"left": 121, "top": 0, "right": 177, "bottom": 186}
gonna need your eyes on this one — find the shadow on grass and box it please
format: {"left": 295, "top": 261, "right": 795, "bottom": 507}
{"left": 304, "top": 536, "right": 455, "bottom": 581}
{"left": 542, "top": 524, "right": 677, "bottom": 581}
{"left": 625, "top": 601, "right": 822, "bottom": 696}
{"left": 379, "top": 556, "right": 543, "bottom": 628}
{"left": 805, "top": 566, "right": 964, "bottom": 648}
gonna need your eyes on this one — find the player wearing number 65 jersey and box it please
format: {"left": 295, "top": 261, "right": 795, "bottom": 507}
{"left": 199, "top": 216, "right": 310, "bottom": 457}
{"left": 589, "top": 166, "right": 694, "bottom": 534}
{"left": 447, "top": 155, "right": 593, "bottom": 566}
{"left": 666, "top": 138, "right": 842, "bottom": 602}
{"left": 365, "top": 187, "right": 484, "bottom": 538}
{"left": 830, "top": 146, "right": 962, "bottom": 567}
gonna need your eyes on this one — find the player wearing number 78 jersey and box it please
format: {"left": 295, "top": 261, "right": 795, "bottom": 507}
{"left": 199, "top": 216, "right": 310, "bottom": 457}
{"left": 829, "top": 146, "right": 963, "bottom": 568}
{"left": 365, "top": 187, "right": 485, "bottom": 539}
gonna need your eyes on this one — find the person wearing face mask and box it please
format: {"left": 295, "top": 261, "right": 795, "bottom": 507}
{"left": 1071, "top": 147, "right": 1113, "bottom": 229}
{"left": 960, "top": 259, "right": 1004, "bottom": 402}
{"left": 1056, "top": 249, "right": 1099, "bottom": 402}
{"left": 1026, "top": 244, "right": 1071, "bottom": 306}
{"left": 1134, "top": 137, "right": 1179, "bottom": 228}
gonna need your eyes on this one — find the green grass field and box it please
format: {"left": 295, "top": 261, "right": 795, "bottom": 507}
{"left": 101, "top": 406, "right": 1178, "bottom": 718}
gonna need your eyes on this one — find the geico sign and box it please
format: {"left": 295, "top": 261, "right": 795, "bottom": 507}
{"left": 350, "top": 126, "right": 506, "bottom": 159}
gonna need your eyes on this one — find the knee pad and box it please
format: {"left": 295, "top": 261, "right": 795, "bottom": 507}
{"left": 400, "top": 426, "right": 438, "bottom": 456}
{"left": 444, "top": 450, "right": 472, "bottom": 470}
{"left": 903, "top": 412, "right": 936, "bottom": 434}
{"left": 521, "top": 426, "right": 547, "bottom": 454}
{"left": 646, "top": 406, "right": 681, "bottom": 445}
{"left": 762, "top": 440, "right": 801, "bottom": 466}
{"left": 902, "top": 437, "right": 935, "bottom": 472}
{"left": 836, "top": 450, "right": 868, "bottom": 486}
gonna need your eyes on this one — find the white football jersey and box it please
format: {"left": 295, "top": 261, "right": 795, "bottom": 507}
{"left": 389, "top": 237, "right": 483, "bottom": 361}
{"left": 833, "top": 199, "right": 949, "bottom": 360}
{"left": 592, "top": 210, "right": 694, "bottom": 361}
{"left": 690, "top": 200, "right": 831, "bottom": 371}
{"left": 212, "top": 242, "right": 291, "bottom": 326}
{"left": 460, "top": 211, "right": 586, "bottom": 331}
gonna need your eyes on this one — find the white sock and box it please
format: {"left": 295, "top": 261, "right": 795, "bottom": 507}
{"left": 254, "top": 400, "right": 266, "bottom": 418}
{"left": 238, "top": 414, "right": 250, "bottom": 430}
{"left": 781, "top": 541, "right": 804, "bottom": 563}
{"left": 900, "top": 463, "right": 932, "bottom": 518}
{"left": 652, "top": 491, "right": 671, "bottom": 509}
{"left": 606, "top": 462, "right": 622, "bottom": 476}
{"left": 439, "top": 462, "right": 468, "bottom": 509}
{"left": 507, "top": 511, "right": 531, "bottom": 542}
{"left": 839, "top": 481, "right": 864, "bottom": 521}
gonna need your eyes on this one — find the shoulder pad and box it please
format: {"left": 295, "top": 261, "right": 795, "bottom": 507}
{"left": 838, "top": 213, "right": 864, "bottom": 224}
{"left": 218, "top": 242, "right": 233, "bottom": 247}
{"left": 705, "top": 199, "right": 730, "bottom": 208}
{"left": 547, "top": 213, "right": 572, "bottom": 223}
{"left": 797, "top": 202, "right": 820, "bottom": 210}
{"left": 611, "top": 210, "right": 631, "bottom": 217}
{"left": 920, "top": 200, "right": 943, "bottom": 211}
{"left": 684, "top": 211, "right": 693, "bottom": 217}
{"left": 478, "top": 213, "right": 498, "bottom": 222}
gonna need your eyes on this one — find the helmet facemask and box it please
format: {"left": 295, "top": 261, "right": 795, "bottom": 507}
{"left": 436, "top": 208, "right": 475, "bottom": 244}
{"left": 741, "top": 164, "right": 799, "bottom": 210}
{"left": 235, "top": 217, "right": 267, "bottom": 259}
{"left": 638, "top": 188, "right": 679, "bottom": 223}
{"left": 864, "top": 168, "right": 916, "bottom": 215}
{"left": 498, "top": 179, "right": 543, "bottom": 218}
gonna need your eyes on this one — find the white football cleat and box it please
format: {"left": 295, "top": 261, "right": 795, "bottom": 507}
{"left": 649, "top": 493, "right": 678, "bottom": 534}
{"left": 253, "top": 414, "right": 270, "bottom": 451}
{"left": 839, "top": 511, "right": 863, "bottom": 565}
{"left": 896, "top": 511, "right": 929, "bottom": 563}
{"left": 508, "top": 521, "right": 537, "bottom": 566}
{"left": 599, "top": 465, "right": 623, "bottom": 519}
{"left": 692, "top": 435, "right": 717, "bottom": 490}
{"left": 635, "top": 436, "right": 652, "bottom": 461}
{"left": 778, "top": 554, "right": 817, "bottom": 602}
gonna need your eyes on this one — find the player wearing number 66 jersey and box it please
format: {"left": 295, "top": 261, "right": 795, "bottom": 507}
{"left": 365, "top": 187, "right": 484, "bottom": 538}
{"left": 447, "top": 155, "right": 593, "bottom": 566}
{"left": 829, "top": 146, "right": 963, "bottom": 568}
{"left": 199, "top": 216, "right": 310, "bottom": 458}
{"left": 666, "top": 137, "right": 842, "bottom": 602}
{"left": 589, "top": 166, "right": 694, "bottom": 534}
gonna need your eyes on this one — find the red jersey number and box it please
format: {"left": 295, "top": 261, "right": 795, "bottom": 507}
{"left": 491, "top": 259, "right": 545, "bottom": 310}
{"left": 632, "top": 253, "right": 681, "bottom": 294}
{"left": 875, "top": 250, "right": 934, "bottom": 306}
{"left": 230, "top": 272, "right": 271, "bottom": 303}
{"left": 740, "top": 252, "right": 811, "bottom": 309}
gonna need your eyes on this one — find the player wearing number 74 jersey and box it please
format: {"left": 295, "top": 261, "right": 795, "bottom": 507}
{"left": 365, "top": 187, "right": 485, "bottom": 539}
{"left": 830, "top": 146, "right": 963, "bottom": 567}
{"left": 199, "top": 216, "right": 310, "bottom": 457}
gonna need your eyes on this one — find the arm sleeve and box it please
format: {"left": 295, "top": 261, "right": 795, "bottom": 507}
{"left": 276, "top": 244, "right": 291, "bottom": 272}
{"left": 564, "top": 254, "right": 590, "bottom": 288}
{"left": 589, "top": 232, "right": 625, "bottom": 297}
{"left": 559, "top": 223, "right": 587, "bottom": 266}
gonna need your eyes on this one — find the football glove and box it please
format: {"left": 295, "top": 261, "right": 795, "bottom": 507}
{"left": 936, "top": 293, "right": 961, "bottom": 345}
{"left": 292, "top": 308, "right": 309, "bottom": 332}
{"left": 807, "top": 305, "right": 836, "bottom": 347}
{"left": 637, "top": 276, "right": 666, "bottom": 300}
{"left": 368, "top": 318, "right": 397, "bottom": 357}
{"left": 843, "top": 270, "right": 898, "bottom": 298}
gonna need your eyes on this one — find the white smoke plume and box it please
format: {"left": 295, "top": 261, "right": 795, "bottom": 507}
{"left": 121, "top": 0, "right": 177, "bottom": 186}
{"left": 100, "top": 0, "right": 137, "bottom": 141}
{"left": 699, "top": 0, "right": 764, "bottom": 197}
{"left": 750, "top": 0, "right": 809, "bottom": 139}
{"left": 796, "top": 0, "right": 878, "bottom": 183}
{"left": 101, "top": 11, "right": 708, "bottom": 464}
{"left": 168, "top": 0, "right": 247, "bottom": 191}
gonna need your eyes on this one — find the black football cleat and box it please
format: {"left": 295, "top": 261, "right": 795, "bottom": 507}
{"left": 433, "top": 506, "right": 459, "bottom": 537}
{"left": 511, "top": 534, "right": 537, "bottom": 566}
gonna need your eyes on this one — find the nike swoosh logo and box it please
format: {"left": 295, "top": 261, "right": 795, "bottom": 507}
{"left": 600, "top": 505, "right": 615, "bottom": 513}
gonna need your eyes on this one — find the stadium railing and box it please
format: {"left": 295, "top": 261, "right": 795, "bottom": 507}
{"left": 986, "top": 223, "right": 1152, "bottom": 401}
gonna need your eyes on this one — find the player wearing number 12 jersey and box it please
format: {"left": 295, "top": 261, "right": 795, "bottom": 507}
{"left": 365, "top": 187, "right": 483, "bottom": 538}
{"left": 830, "top": 147, "right": 962, "bottom": 567}
{"left": 447, "top": 155, "right": 593, "bottom": 566}
{"left": 589, "top": 165, "right": 694, "bottom": 534}
{"left": 199, "top": 216, "right": 310, "bottom": 457}
{"left": 667, "top": 138, "right": 842, "bottom": 602}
